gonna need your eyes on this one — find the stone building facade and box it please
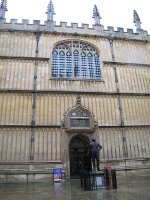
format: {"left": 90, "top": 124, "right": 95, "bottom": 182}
{"left": 0, "top": 1, "right": 150, "bottom": 181}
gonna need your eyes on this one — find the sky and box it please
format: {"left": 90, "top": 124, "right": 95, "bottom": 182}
{"left": 5, "top": 0, "right": 150, "bottom": 33}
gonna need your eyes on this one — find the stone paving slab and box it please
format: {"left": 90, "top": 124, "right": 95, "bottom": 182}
{"left": 0, "top": 176, "right": 150, "bottom": 200}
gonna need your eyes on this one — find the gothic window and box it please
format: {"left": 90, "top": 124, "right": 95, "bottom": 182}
{"left": 51, "top": 41, "right": 101, "bottom": 80}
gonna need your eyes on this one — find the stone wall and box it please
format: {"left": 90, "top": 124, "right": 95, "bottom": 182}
{"left": 0, "top": 24, "right": 150, "bottom": 180}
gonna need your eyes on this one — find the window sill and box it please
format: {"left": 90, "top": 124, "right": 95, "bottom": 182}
{"left": 49, "top": 77, "right": 104, "bottom": 82}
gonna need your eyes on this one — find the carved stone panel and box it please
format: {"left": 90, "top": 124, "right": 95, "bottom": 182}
{"left": 62, "top": 95, "right": 97, "bottom": 133}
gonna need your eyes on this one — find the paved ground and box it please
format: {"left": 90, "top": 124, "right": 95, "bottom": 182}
{"left": 0, "top": 175, "right": 150, "bottom": 200}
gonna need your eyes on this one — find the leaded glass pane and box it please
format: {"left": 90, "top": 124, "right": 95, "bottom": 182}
{"left": 88, "top": 52, "right": 94, "bottom": 78}
{"left": 73, "top": 50, "right": 80, "bottom": 78}
{"left": 66, "top": 51, "right": 72, "bottom": 78}
{"left": 94, "top": 53, "right": 101, "bottom": 78}
{"left": 52, "top": 50, "right": 58, "bottom": 77}
{"left": 51, "top": 41, "right": 101, "bottom": 80}
{"left": 59, "top": 51, "right": 65, "bottom": 78}
{"left": 81, "top": 52, "right": 88, "bottom": 79}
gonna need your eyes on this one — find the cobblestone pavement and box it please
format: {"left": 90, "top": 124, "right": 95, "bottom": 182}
{"left": 0, "top": 176, "right": 150, "bottom": 200}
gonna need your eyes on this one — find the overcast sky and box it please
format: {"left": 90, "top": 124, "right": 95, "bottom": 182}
{"left": 5, "top": 0, "right": 150, "bottom": 33}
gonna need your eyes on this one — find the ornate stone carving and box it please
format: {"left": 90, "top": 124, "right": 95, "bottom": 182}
{"left": 133, "top": 10, "right": 142, "bottom": 31}
{"left": 46, "top": 0, "right": 55, "bottom": 21}
{"left": 62, "top": 95, "right": 97, "bottom": 133}
{"left": 92, "top": 4, "right": 102, "bottom": 26}
{"left": 0, "top": 0, "right": 8, "bottom": 20}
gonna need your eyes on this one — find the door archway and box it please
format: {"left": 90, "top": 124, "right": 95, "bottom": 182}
{"left": 69, "top": 134, "right": 90, "bottom": 178}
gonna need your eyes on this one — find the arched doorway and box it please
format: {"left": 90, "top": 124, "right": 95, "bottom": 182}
{"left": 69, "top": 134, "right": 90, "bottom": 178}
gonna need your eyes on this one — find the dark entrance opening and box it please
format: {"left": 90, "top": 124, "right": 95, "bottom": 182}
{"left": 69, "top": 135, "right": 90, "bottom": 178}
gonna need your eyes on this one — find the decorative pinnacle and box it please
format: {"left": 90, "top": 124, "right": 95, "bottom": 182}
{"left": 92, "top": 4, "right": 101, "bottom": 26}
{"left": 46, "top": 0, "right": 55, "bottom": 21}
{"left": 0, "top": 0, "right": 8, "bottom": 19}
{"left": 133, "top": 10, "right": 142, "bottom": 30}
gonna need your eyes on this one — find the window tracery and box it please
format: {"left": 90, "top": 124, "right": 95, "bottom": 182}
{"left": 51, "top": 41, "right": 101, "bottom": 80}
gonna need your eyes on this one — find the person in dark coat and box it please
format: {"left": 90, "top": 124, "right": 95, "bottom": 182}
{"left": 89, "top": 138, "right": 102, "bottom": 171}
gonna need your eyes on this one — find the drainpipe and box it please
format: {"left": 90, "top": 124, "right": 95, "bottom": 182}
{"left": 108, "top": 38, "right": 128, "bottom": 160}
{"left": 30, "top": 31, "right": 41, "bottom": 160}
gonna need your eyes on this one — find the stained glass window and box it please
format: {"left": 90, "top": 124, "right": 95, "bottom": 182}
{"left": 51, "top": 41, "right": 101, "bottom": 80}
